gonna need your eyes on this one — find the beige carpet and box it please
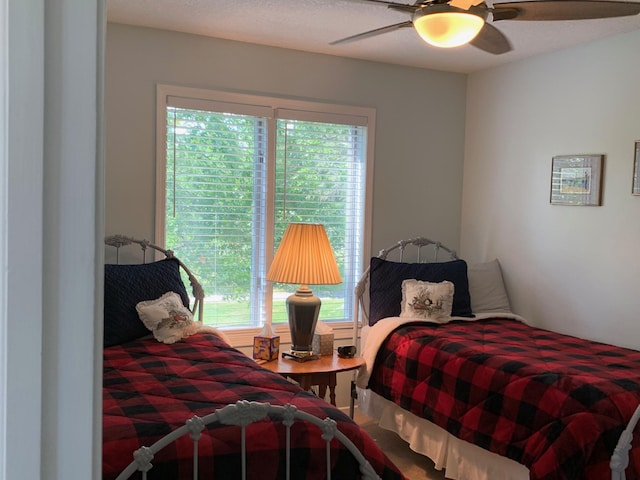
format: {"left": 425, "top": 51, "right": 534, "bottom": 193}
{"left": 355, "top": 410, "right": 448, "bottom": 480}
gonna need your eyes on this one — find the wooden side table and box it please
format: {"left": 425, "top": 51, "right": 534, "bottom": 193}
{"left": 261, "top": 353, "right": 365, "bottom": 409}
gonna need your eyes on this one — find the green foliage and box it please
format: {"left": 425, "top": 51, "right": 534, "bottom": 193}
{"left": 166, "top": 107, "right": 360, "bottom": 327}
{"left": 200, "top": 297, "right": 345, "bottom": 327}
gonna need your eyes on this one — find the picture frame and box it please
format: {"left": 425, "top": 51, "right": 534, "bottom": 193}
{"left": 550, "top": 154, "right": 603, "bottom": 206}
{"left": 633, "top": 141, "right": 640, "bottom": 196}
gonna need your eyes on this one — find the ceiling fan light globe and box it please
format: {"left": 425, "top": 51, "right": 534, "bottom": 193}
{"left": 413, "top": 10, "right": 485, "bottom": 48}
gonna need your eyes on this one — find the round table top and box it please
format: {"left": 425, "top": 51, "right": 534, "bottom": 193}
{"left": 260, "top": 353, "right": 365, "bottom": 375}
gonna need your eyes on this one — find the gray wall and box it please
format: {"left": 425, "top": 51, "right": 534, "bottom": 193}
{"left": 105, "top": 23, "right": 468, "bottom": 256}
{"left": 462, "top": 29, "right": 640, "bottom": 350}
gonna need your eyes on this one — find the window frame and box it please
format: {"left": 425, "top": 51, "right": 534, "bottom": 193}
{"left": 155, "top": 84, "right": 375, "bottom": 347}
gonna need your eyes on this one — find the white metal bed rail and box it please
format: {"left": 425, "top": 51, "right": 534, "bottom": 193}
{"left": 115, "top": 400, "right": 382, "bottom": 480}
{"left": 611, "top": 403, "right": 640, "bottom": 479}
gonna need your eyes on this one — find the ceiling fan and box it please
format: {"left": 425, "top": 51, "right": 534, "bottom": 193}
{"left": 331, "top": 0, "right": 640, "bottom": 54}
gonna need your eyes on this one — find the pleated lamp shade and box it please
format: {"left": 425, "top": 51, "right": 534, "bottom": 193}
{"left": 267, "top": 223, "right": 342, "bottom": 286}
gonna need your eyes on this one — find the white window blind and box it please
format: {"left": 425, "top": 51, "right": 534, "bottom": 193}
{"left": 273, "top": 119, "right": 365, "bottom": 324}
{"left": 159, "top": 86, "right": 373, "bottom": 330}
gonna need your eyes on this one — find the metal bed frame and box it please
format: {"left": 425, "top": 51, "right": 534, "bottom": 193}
{"left": 349, "top": 237, "right": 458, "bottom": 416}
{"left": 105, "top": 235, "right": 383, "bottom": 480}
{"left": 115, "top": 400, "right": 382, "bottom": 480}
{"left": 352, "top": 236, "right": 458, "bottom": 344}
{"left": 105, "top": 234, "right": 205, "bottom": 322}
{"left": 351, "top": 236, "right": 640, "bottom": 480}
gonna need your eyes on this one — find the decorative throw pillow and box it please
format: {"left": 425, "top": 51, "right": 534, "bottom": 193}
{"left": 103, "top": 258, "right": 190, "bottom": 347}
{"left": 468, "top": 259, "right": 512, "bottom": 314}
{"left": 136, "top": 291, "right": 195, "bottom": 344}
{"left": 400, "top": 279, "right": 454, "bottom": 323}
{"left": 369, "top": 257, "right": 474, "bottom": 325}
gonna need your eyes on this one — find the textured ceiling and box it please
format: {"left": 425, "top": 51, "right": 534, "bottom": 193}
{"left": 106, "top": 0, "right": 640, "bottom": 73}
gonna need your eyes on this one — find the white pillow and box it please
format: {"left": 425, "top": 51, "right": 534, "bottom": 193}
{"left": 136, "top": 291, "right": 195, "bottom": 344}
{"left": 467, "top": 259, "right": 512, "bottom": 314}
{"left": 400, "top": 279, "right": 454, "bottom": 323}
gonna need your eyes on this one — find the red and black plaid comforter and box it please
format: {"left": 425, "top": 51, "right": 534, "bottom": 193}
{"left": 104, "top": 333, "right": 405, "bottom": 480}
{"left": 367, "top": 317, "right": 640, "bottom": 479}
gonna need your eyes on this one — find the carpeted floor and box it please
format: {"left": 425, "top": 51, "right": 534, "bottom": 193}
{"left": 355, "top": 410, "right": 448, "bottom": 480}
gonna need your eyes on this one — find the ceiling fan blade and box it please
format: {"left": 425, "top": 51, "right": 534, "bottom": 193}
{"left": 351, "top": 0, "right": 415, "bottom": 5}
{"left": 469, "top": 22, "right": 513, "bottom": 54}
{"left": 449, "top": 0, "right": 484, "bottom": 9}
{"left": 330, "top": 21, "right": 413, "bottom": 45}
{"left": 386, "top": 3, "right": 425, "bottom": 13}
{"left": 347, "top": 0, "right": 423, "bottom": 13}
{"left": 492, "top": 0, "right": 640, "bottom": 21}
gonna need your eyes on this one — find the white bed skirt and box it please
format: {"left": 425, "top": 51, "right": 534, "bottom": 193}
{"left": 357, "top": 388, "right": 529, "bottom": 480}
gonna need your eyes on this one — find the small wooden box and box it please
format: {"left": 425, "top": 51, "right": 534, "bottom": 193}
{"left": 253, "top": 335, "right": 280, "bottom": 361}
{"left": 312, "top": 333, "right": 334, "bottom": 356}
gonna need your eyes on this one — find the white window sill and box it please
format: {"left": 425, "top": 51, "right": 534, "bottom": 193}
{"left": 222, "top": 320, "right": 356, "bottom": 349}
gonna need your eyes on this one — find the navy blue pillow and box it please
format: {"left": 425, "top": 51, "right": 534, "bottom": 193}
{"left": 368, "top": 257, "right": 474, "bottom": 325}
{"left": 104, "top": 258, "right": 190, "bottom": 347}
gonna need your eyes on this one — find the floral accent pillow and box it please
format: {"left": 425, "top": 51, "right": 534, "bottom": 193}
{"left": 136, "top": 291, "right": 196, "bottom": 344}
{"left": 400, "top": 279, "right": 454, "bottom": 323}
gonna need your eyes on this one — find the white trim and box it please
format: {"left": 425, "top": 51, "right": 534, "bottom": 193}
{"left": 0, "top": 0, "right": 8, "bottom": 477}
{"left": 41, "top": 1, "right": 99, "bottom": 478}
{"left": 6, "top": 1, "right": 44, "bottom": 478}
{"left": 155, "top": 83, "right": 375, "bottom": 249}
{"left": 276, "top": 108, "right": 369, "bottom": 127}
{"left": 157, "top": 84, "right": 374, "bottom": 121}
{"left": 167, "top": 95, "right": 273, "bottom": 119}
{"left": 155, "top": 83, "right": 375, "bottom": 335}
{"left": 155, "top": 86, "right": 168, "bottom": 247}
{"left": 94, "top": 0, "right": 106, "bottom": 478}
{"left": 362, "top": 109, "right": 375, "bottom": 275}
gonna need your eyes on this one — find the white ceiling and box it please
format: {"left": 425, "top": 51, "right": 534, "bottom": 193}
{"left": 105, "top": 0, "right": 640, "bottom": 74}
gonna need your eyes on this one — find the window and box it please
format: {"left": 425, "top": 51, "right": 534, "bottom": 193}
{"left": 156, "top": 85, "right": 374, "bottom": 336}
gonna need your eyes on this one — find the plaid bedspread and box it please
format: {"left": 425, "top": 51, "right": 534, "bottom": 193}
{"left": 104, "top": 333, "right": 405, "bottom": 480}
{"left": 366, "top": 317, "right": 640, "bottom": 480}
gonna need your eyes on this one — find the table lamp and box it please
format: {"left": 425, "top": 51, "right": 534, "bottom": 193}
{"left": 266, "top": 223, "right": 342, "bottom": 361}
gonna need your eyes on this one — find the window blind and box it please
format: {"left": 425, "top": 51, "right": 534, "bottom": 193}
{"left": 161, "top": 88, "right": 371, "bottom": 329}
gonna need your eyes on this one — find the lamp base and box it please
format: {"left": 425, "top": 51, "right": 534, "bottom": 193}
{"left": 285, "top": 286, "right": 321, "bottom": 362}
{"left": 282, "top": 350, "right": 319, "bottom": 362}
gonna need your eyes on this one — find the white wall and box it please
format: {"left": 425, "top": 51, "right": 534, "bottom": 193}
{"left": 462, "top": 29, "right": 640, "bottom": 350}
{"left": 42, "top": 1, "right": 103, "bottom": 477}
{"left": 3, "top": 0, "right": 101, "bottom": 479}
{"left": 105, "top": 24, "right": 468, "bottom": 255}
{"left": 5, "top": 1, "right": 44, "bottom": 478}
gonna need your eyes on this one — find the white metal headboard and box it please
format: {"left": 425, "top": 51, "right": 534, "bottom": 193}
{"left": 104, "top": 234, "right": 205, "bottom": 323}
{"left": 352, "top": 236, "right": 458, "bottom": 344}
{"left": 347, "top": 236, "right": 459, "bottom": 417}
{"left": 349, "top": 236, "right": 640, "bottom": 480}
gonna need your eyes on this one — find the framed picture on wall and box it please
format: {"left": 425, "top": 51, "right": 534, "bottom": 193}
{"left": 550, "top": 154, "right": 604, "bottom": 206}
{"left": 633, "top": 141, "right": 640, "bottom": 196}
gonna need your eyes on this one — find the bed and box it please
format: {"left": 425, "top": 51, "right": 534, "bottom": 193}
{"left": 353, "top": 236, "right": 640, "bottom": 480}
{"left": 102, "top": 235, "right": 406, "bottom": 480}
